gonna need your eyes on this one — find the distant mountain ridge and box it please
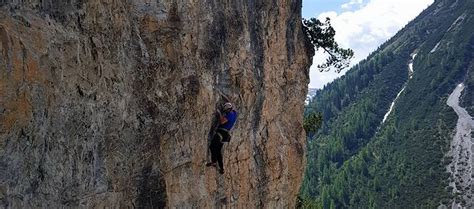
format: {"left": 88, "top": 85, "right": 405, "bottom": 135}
{"left": 305, "top": 88, "right": 319, "bottom": 105}
{"left": 301, "top": 0, "right": 474, "bottom": 208}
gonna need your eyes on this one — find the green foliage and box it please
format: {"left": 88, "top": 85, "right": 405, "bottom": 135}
{"left": 297, "top": 195, "right": 323, "bottom": 209}
{"left": 303, "top": 18, "right": 354, "bottom": 73}
{"left": 304, "top": 112, "right": 323, "bottom": 134}
{"left": 300, "top": 1, "right": 474, "bottom": 208}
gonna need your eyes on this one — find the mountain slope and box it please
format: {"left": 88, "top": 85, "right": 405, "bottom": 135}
{"left": 302, "top": 0, "right": 474, "bottom": 208}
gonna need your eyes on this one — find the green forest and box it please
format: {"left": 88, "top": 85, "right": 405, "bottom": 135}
{"left": 299, "top": 0, "right": 474, "bottom": 208}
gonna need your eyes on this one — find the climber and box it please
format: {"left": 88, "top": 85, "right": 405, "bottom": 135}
{"left": 206, "top": 102, "right": 238, "bottom": 174}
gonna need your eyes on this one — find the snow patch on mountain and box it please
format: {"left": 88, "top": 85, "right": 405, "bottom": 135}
{"left": 447, "top": 13, "right": 466, "bottom": 32}
{"left": 430, "top": 41, "right": 441, "bottom": 53}
{"left": 382, "top": 53, "right": 417, "bottom": 123}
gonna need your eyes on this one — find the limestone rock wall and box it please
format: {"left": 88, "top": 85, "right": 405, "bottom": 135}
{"left": 0, "top": 0, "right": 313, "bottom": 208}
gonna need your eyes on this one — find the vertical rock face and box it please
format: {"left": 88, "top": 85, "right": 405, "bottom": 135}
{"left": 0, "top": 0, "right": 313, "bottom": 208}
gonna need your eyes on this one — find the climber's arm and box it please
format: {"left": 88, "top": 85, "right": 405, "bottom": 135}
{"left": 217, "top": 110, "right": 228, "bottom": 125}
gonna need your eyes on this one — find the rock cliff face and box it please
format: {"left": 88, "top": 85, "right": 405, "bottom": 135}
{"left": 0, "top": 0, "right": 313, "bottom": 208}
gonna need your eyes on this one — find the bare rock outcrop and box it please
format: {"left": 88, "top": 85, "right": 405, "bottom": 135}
{"left": 0, "top": 0, "right": 313, "bottom": 208}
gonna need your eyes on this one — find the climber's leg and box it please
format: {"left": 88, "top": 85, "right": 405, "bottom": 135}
{"left": 215, "top": 140, "right": 224, "bottom": 174}
{"left": 208, "top": 133, "right": 221, "bottom": 166}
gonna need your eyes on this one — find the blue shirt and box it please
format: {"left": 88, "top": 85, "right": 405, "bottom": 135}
{"left": 218, "top": 110, "right": 237, "bottom": 130}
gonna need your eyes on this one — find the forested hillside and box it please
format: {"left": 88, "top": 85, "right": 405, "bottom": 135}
{"left": 301, "top": 0, "right": 474, "bottom": 208}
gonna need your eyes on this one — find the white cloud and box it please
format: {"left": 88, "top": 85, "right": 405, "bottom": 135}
{"left": 341, "top": 0, "right": 364, "bottom": 10}
{"left": 309, "top": 0, "right": 434, "bottom": 89}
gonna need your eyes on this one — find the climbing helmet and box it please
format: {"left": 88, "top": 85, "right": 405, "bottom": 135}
{"left": 223, "top": 102, "right": 233, "bottom": 111}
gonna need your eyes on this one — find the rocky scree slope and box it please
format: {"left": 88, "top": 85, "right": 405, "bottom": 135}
{"left": 0, "top": 0, "right": 313, "bottom": 208}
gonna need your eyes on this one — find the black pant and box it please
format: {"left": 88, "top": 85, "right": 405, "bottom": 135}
{"left": 209, "top": 133, "right": 225, "bottom": 170}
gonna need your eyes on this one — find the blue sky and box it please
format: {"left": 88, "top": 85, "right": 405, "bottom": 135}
{"left": 303, "top": 0, "right": 434, "bottom": 89}
{"left": 302, "top": 0, "right": 346, "bottom": 18}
